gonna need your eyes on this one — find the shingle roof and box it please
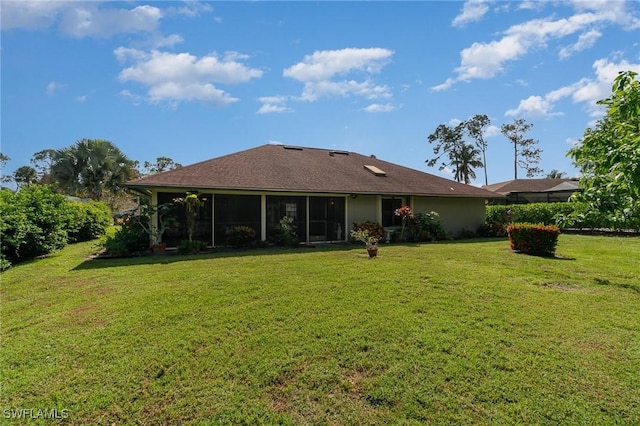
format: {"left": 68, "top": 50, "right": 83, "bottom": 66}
{"left": 483, "top": 178, "right": 578, "bottom": 195}
{"left": 126, "top": 144, "right": 499, "bottom": 198}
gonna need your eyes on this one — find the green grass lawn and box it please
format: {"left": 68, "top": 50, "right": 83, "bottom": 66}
{"left": 2, "top": 235, "right": 639, "bottom": 425}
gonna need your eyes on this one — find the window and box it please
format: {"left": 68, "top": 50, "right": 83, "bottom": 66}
{"left": 382, "top": 198, "right": 404, "bottom": 227}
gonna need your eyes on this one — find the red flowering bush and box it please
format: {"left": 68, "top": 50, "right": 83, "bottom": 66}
{"left": 507, "top": 223, "right": 560, "bottom": 256}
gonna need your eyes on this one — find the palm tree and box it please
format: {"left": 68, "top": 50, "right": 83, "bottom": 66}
{"left": 452, "top": 144, "right": 483, "bottom": 184}
{"left": 546, "top": 169, "right": 566, "bottom": 179}
{"left": 51, "top": 139, "right": 135, "bottom": 201}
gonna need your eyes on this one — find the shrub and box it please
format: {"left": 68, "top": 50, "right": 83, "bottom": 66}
{"left": 0, "top": 185, "right": 70, "bottom": 265}
{"left": 351, "top": 221, "right": 385, "bottom": 241}
{"left": 103, "top": 216, "right": 149, "bottom": 256}
{"left": 67, "top": 201, "right": 112, "bottom": 243}
{"left": 507, "top": 223, "right": 560, "bottom": 256}
{"left": 409, "top": 212, "right": 447, "bottom": 242}
{"left": 273, "top": 216, "right": 299, "bottom": 247}
{"left": 226, "top": 226, "right": 257, "bottom": 248}
{"left": 177, "top": 240, "right": 208, "bottom": 254}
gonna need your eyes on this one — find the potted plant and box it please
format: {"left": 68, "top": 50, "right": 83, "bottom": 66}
{"left": 350, "top": 228, "right": 380, "bottom": 258}
{"left": 135, "top": 203, "right": 176, "bottom": 254}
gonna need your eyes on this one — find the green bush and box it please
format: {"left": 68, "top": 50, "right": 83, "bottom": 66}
{"left": 0, "top": 185, "right": 70, "bottom": 265}
{"left": 484, "top": 202, "right": 606, "bottom": 236}
{"left": 409, "top": 212, "right": 447, "bottom": 242}
{"left": 351, "top": 221, "right": 385, "bottom": 241}
{"left": 226, "top": 226, "right": 257, "bottom": 248}
{"left": 177, "top": 240, "right": 208, "bottom": 254}
{"left": 103, "top": 216, "right": 149, "bottom": 256}
{"left": 507, "top": 223, "right": 560, "bottom": 256}
{"left": 67, "top": 201, "right": 112, "bottom": 243}
{"left": 273, "top": 216, "right": 299, "bottom": 247}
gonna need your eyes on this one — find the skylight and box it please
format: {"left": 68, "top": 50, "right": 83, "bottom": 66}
{"left": 364, "top": 164, "right": 386, "bottom": 177}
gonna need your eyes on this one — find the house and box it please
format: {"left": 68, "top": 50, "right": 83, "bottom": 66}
{"left": 125, "top": 144, "right": 500, "bottom": 246}
{"left": 483, "top": 178, "right": 580, "bottom": 205}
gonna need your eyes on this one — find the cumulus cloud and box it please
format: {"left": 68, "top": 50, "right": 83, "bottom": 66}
{"left": 364, "top": 103, "right": 396, "bottom": 113}
{"left": 435, "top": 1, "right": 640, "bottom": 90}
{"left": 116, "top": 49, "right": 263, "bottom": 107}
{"left": 452, "top": 0, "right": 490, "bottom": 27}
{"left": 506, "top": 57, "right": 640, "bottom": 118}
{"left": 1, "top": 2, "right": 209, "bottom": 47}
{"left": 559, "top": 29, "right": 602, "bottom": 59}
{"left": 283, "top": 48, "right": 393, "bottom": 82}
{"left": 257, "top": 96, "right": 294, "bottom": 114}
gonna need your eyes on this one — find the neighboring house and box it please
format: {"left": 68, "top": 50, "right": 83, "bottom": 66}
{"left": 483, "top": 178, "right": 580, "bottom": 205}
{"left": 125, "top": 144, "right": 500, "bottom": 246}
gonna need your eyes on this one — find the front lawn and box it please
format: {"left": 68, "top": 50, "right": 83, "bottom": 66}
{"left": 1, "top": 235, "right": 639, "bottom": 424}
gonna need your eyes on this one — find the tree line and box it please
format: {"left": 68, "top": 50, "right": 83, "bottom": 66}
{"left": 1, "top": 139, "right": 182, "bottom": 210}
{"left": 426, "top": 115, "right": 545, "bottom": 185}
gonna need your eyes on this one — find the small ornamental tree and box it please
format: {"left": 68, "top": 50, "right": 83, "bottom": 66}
{"left": 507, "top": 223, "right": 560, "bottom": 256}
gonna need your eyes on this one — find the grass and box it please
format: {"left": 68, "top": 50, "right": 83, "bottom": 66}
{"left": 1, "top": 235, "right": 639, "bottom": 424}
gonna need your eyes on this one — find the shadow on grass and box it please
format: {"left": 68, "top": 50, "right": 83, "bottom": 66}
{"left": 72, "top": 243, "right": 361, "bottom": 270}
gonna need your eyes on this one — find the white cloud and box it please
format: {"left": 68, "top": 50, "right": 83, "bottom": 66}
{"left": 283, "top": 48, "right": 393, "bottom": 82}
{"left": 506, "top": 57, "right": 640, "bottom": 118}
{"left": 257, "top": 96, "right": 294, "bottom": 114}
{"left": 452, "top": 0, "right": 490, "bottom": 27}
{"left": 76, "top": 95, "right": 87, "bottom": 103}
{"left": 300, "top": 80, "right": 391, "bottom": 102}
{"left": 364, "top": 103, "right": 395, "bottom": 113}
{"left": 1, "top": 1, "right": 67, "bottom": 30}
{"left": 116, "top": 49, "right": 263, "bottom": 107}
{"left": 559, "top": 29, "right": 602, "bottom": 59}
{"left": 46, "top": 81, "right": 67, "bottom": 95}
{"left": 435, "top": 2, "right": 640, "bottom": 89}
{"left": 59, "top": 4, "right": 162, "bottom": 38}
{"left": 484, "top": 125, "right": 501, "bottom": 138}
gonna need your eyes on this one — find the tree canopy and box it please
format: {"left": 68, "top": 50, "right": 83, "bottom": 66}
{"left": 567, "top": 70, "right": 640, "bottom": 230}
{"left": 501, "top": 118, "right": 542, "bottom": 179}
{"left": 426, "top": 122, "right": 483, "bottom": 184}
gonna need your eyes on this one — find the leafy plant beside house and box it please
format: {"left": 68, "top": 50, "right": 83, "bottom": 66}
{"left": 350, "top": 228, "right": 381, "bottom": 257}
{"left": 173, "top": 192, "right": 205, "bottom": 243}
{"left": 134, "top": 203, "right": 177, "bottom": 248}
{"left": 507, "top": 223, "right": 560, "bottom": 256}
{"left": 103, "top": 215, "right": 150, "bottom": 257}
{"left": 409, "top": 211, "right": 447, "bottom": 242}
{"left": 226, "top": 226, "right": 257, "bottom": 248}
{"left": 274, "top": 216, "right": 299, "bottom": 247}
{"left": 394, "top": 205, "right": 413, "bottom": 240}
{"left": 351, "top": 221, "right": 385, "bottom": 242}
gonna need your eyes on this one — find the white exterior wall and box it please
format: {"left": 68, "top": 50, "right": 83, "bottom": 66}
{"left": 412, "top": 196, "right": 486, "bottom": 236}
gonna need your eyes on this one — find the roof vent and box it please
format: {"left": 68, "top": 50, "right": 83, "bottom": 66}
{"left": 329, "top": 150, "right": 349, "bottom": 156}
{"left": 364, "top": 164, "right": 387, "bottom": 177}
{"left": 283, "top": 145, "right": 303, "bottom": 150}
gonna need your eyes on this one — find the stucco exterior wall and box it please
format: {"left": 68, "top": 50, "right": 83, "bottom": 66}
{"left": 347, "top": 195, "right": 379, "bottom": 230}
{"left": 412, "top": 196, "right": 486, "bottom": 236}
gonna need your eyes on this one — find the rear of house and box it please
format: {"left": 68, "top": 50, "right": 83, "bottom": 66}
{"left": 126, "top": 144, "right": 500, "bottom": 246}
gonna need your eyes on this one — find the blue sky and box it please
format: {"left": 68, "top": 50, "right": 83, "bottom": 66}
{"left": 2, "top": 0, "right": 640, "bottom": 186}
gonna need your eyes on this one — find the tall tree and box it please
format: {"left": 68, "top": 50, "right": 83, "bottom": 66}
{"left": 142, "top": 156, "right": 182, "bottom": 176}
{"left": 546, "top": 169, "right": 566, "bottom": 179}
{"left": 0, "top": 153, "right": 11, "bottom": 185}
{"left": 13, "top": 166, "right": 38, "bottom": 189}
{"left": 501, "top": 118, "right": 542, "bottom": 179}
{"left": 452, "top": 143, "right": 483, "bottom": 184}
{"left": 427, "top": 122, "right": 484, "bottom": 184}
{"left": 51, "top": 139, "right": 136, "bottom": 201}
{"left": 30, "top": 149, "right": 57, "bottom": 184}
{"left": 568, "top": 70, "right": 640, "bottom": 230}
{"left": 465, "top": 114, "right": 491, "bottom": 186}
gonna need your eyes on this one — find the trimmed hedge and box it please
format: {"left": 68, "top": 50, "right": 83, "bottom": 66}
{"left": 507, "top": 223, "right": 560, "bottom": 256}
{"left": 481, "top": 202, "right": 606, "bottom": 237}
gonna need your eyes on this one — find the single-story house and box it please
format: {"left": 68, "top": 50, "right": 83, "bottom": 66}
{"left": 483, "top": 178, "right": 580, "bottom": 205}
{"left": 125, "top": 144, "right": 500, "bottom": 246}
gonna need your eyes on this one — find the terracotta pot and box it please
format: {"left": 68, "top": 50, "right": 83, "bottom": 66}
{"left": 151, "top": 243, "right": 167, "bottom": 254}
{"left": 367, "top": 247, "right": 378, "bottom": 258}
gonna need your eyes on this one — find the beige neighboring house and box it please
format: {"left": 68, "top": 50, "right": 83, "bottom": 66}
{"left": 484, "top": 178, "right": 580, "bottom": 205}
{"left": 125, "top": 144, "right": 500, "bottom": 246}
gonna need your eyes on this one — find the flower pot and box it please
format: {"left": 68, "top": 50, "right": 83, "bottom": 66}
{"left": 151, "top": 243, "right": 167, "bottom": 254}
{"left": 367, "top": 247, "right": 378, "bottom": 258}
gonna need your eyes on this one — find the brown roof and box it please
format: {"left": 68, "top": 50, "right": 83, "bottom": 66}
{"left": 126, "top": 144, "right": 499, "bottom": 198}
{"left": 483, "top": 178, "right": 578, "bottom": 195}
